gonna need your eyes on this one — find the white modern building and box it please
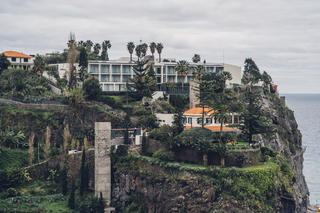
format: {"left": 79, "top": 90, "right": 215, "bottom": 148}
{"left": 87, "top": 56, "right": 242, "bottom": 92}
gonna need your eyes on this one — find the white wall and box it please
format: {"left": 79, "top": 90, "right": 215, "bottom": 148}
{"left": 155, "top": 113, "right": 175, "bottom": 126}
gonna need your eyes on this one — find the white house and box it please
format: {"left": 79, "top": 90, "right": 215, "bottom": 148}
{"left": 2, "top": 51, "right": 34, "bottom": 70}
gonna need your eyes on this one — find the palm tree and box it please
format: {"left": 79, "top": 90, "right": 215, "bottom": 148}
{"left": 86, "top": 40, "right": 93, "bottom": 52}
{"left": 77, "top": 40, "right": 85, "bottom": 47}
{"left": 174, "top": 60, "right": 190, "bottom": 87}
{"left": 149, "top": 42, "right": 156, "bottom": 56}
{"left": 192, "top": 138, "right": 214, "bottom": 166}
{"left": 127, "top": 42, "right": 135, "bottom": 62}
{"left": 156, "top": 43, "right": 164, "bottom": 62}
{"left": 192, "top": 54, "right": 201, "bottom": 63}
{"left": 192, "top": 65, "right": 206, "bottom": 81}
{"left": 135, "top": 45, "right": 142, "bottom": 58}
{"left": 102, "top": 40, "right": 111, "bottom": 61}
{"left": 93, "top": 43, "right": 101, "bottom": 55}
{"left": 141, "top": 43, "right": 148, "bottom": 56}
{"left": 219, "top": 71, "right": 233, "bottom": 93}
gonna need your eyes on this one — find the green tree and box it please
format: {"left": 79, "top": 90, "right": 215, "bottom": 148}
{"left": 86, "top": 40, "right": 93, "bottom": 52}
{"left": 141, "top": 43, "right": 148, "bottom": 56}
{"left": 175, "top": 60, "right": 190, "bottom": 87}
{"left": 240, "top": 87, "right": 276, "bottom": 143}
{"left": 156, "top": 43, "right": 164, "bottom": 62}
{"left": 149, "top": 42, "right": 156, "bottom": 56}
{"left": 68, "top": 180, "right": 75, "bottom": 209}
{"left": 172, "top": 93, "right": 186, "bottom": 134}
{"left": 61, "top": 165, "right": 68, "bottom": 196}
{"left": 80, "top": 148, "right": 87, "bottom": 197}
{"left": 192, "top": 54, "right": 201, "bottom": 63}
{"left": 128, "top": 59, "right": 156, "bottom": 98}
{"left": 93, "top": 43, "right": 101, "bottom": 55}
{"left": 242, "top": 58, "right": 261, "bottom": 85}
{"left": 0, "top": 53, "right": 10, "bottom": 74}
{"left": 192, "top": 65, "right": 206, "bottom": 81}
{"left": 192, "top": 138, "right": 214, "bottom": 166}
{"left": 261, "top": 71, "right": 273, "bottom": 85}
{"left": 127, "top": 42, "right": 135, "bottom": 62}
{"left": 101, "top": 40, "right": 111, "bottom": 61}
{"left": 33, "top": 55, "right": 46, "bottom": 76}
{"left": 82, "top": 76, "right": 102, "bottom": 100}
{"left": 141, "top": 132, "right": 147, "bottom": 155}
{"left": 219, "top": 71, "right": 232, "bottom": 93}
{"left": 98, "top": 192, "right": 106, "bottom": 213}
{"left": 78, "top": 47, "right": 89, "bottom": 83}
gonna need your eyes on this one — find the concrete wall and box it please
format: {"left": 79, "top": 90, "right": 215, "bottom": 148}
{"left": 155, "top": 113, "right": 174, "bottom": 126}
{"left": 224, "top": 63, "right": 242, "bottom": 85}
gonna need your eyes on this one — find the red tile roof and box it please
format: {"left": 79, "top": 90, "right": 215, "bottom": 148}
{"left": 2, "top": 51, "right": 33, "bottom": 58}
{"left": 184, "top": 126, "right": 236, "bottom": 132}
{"left": 184, "top": 107, "right": 214, "bottom": 115}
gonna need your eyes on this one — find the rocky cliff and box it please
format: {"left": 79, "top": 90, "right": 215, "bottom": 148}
{"left": 111, "top": 92, "right": 309, "bottom": 213}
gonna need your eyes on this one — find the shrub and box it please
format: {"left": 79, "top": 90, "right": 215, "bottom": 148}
{"left": 82, "top": 76, "right": 102, "bottom": 100}
{"left": 235, "top": 153, "right": 247, "bottom": 167}
{"left": 113, "top": 101, "right": 123, "bottom": 109}
{"left": 261, "top": 146, "right": 277, "bottom": 157}
{"left": 153, "top": 149, "right": 174, "bottom": 161}
{"left": 97, "top": 95, "right": 116, "bottom": 107}
{"left": 147, "top": 125, "right": 174, "bottom": 141}
{"left": 133, "top": 108, "right": 152, "bottom": 116}
{"left": 177, "top": 127, "right": 217, "bottom": 147}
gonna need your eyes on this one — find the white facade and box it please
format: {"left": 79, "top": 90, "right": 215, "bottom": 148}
{"left": 87, "top": 56, "right": 242, "bottom": 92}
{"left": 2, "top": 51, "right": 34, "bottom": 70}
{"left": 155, "top": 113, "right": 175, "bottom": 126}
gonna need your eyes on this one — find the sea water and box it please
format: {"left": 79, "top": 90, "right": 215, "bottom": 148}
{"left": 284, "top": 94, "right": 320, "bottom": 206}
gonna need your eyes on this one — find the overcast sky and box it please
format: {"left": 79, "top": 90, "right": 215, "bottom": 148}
{"left": 1, "top": 0, "right": 319, "bottom": 93}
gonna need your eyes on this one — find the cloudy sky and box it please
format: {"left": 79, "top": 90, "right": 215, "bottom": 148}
{"left": 1, "top": 0, "right": 319, "bottom": 93}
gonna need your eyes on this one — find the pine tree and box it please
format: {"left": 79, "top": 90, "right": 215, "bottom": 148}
{"left": 80, "top": 148, "right": 86, "bottom": 197}
{"left": 240, "top": 87, "right": 276, "bottom": 143}
{"left": 78, "top": 47, "right": 88, "bottom": 83}
{"left": 68, "top": 180, "right": 75, "bottom": 209}
{"left": 141, "top": 132, "right": 147, "bottom": 155}
{"left": 172, "top": 93, "right": 186, "bottom": 134}
{"left": 61, "top": 165, "right": 68, "bottom": 196}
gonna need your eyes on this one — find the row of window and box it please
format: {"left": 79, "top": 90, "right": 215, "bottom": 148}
{"left": 11, "top": 57, "right": 29, "bottom": 63}
{"left": 91, "top": 74, "right": 130, "bottom": 82}
{"left": 90, "top": 64, "right": 224, "bottom": 75}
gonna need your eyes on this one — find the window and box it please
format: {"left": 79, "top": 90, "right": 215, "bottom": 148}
{"left": 90, "top": 74, "right": 99, "bottom": 79}
{"left": 112, "top": 75, "right": 120, "bottom": 82}
{"left": 168, "top": 76, "right": 175, "bottom": 82}
{"left": 177, "top": 76, "right": 183, "bottom": 83}
{"left": 206, "top": 118, "right": 212, "bottom": 124}
{"left": 157, "top": 77, "right": 161, "bottom": 83}
{"left": 167, "top": 66, "right": 175, "bottom": 74}
{"left": 216, "top": 67, "right": 223, "bottom": 73}
{"left": 103, "top": 84, "right": 114, "bottom": 91}
{"left": 207, "top": 67, "right": 214, "bottom": 73}
{"left": 122, "top": 65, "right": 131, "bottom": 74}
{"left": 112, "top": 65, "right": 120, "bottom": 73}
{"left": 187, "top": 76, "right": 193, "bottom": 82}
{"left": 115, "top": 84, "right": 121, "bottom": 91}
{"left": 163, "top": 76, "right": 166, "bottom": 83}
{"left": 157, "top": 67, "right": 161, "bottom": 74}
{"left": 100, "top": 75, "right": 109, "bottom": 82}
{"left": 11, "top": 57, "right": 16, "bottom": 62}
{"left": 101, "top": 65, "right": 109, "bottom": 73}
{"left": 197, "top": 118, "right": 203, "bottom": 124}
{"left": 188, "top": 118, "right": 192, "bottom": 124}
{"left": 90, "top": 64, "right": 99, "bottom": 73}
{"left": 122, "top": 75, "right": 130, "bottom": 82}
{"left": 24, "top": 58, "right": 28, "bottom": 63}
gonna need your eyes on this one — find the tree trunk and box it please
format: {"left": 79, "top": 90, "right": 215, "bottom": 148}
{"left": 182, "top": 75, "right": 184, "bottom": 87}
{"left": 202, "top": 106, "right": 205, "bottom": 128}
{"left": 203, "top": 153, "right": 208, "bottom": 166}
{"left": 219, "top": 120, "right": 223, "bottom": 144}
{"left": 220, "top": 155, "right": 225, "bottom": 167}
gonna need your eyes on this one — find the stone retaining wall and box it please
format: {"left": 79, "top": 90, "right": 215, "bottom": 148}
{"left": 0, "top": 99, "right": 68, "bottom": 111}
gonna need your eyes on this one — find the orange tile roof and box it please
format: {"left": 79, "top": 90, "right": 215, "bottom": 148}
{"left": 2, "top": 51, "right": 33, "bottom": 58}
{"left": 271, "top": 84, "right": 278, "bottom": 87}
{"left": 184, "top": 107, "right": 214, "bottom": 115}
{"left": 184, "top": 126, "right": 236, "bottom": 132}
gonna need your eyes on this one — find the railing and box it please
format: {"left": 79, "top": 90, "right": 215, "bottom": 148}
{"left": 160, "top": 86, "right": 190, "bottom": 95}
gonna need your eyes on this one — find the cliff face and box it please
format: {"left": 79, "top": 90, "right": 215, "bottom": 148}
{"left": 259, "top": 93, "right": 309, "bottom": 212}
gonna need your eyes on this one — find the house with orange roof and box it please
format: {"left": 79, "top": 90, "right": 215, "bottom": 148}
{"left": 156, "top": 106, "right": 240, "bottom": 132}
{"left": 183, "top": 107, "right": 240, "bottom": 132}
{"left": 2, "top": 51, "right": 34, "bottom": 70}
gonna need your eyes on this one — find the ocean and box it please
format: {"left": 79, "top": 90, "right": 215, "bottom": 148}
{"left": 284, "top": 94, "right": 320, "bottom": 206}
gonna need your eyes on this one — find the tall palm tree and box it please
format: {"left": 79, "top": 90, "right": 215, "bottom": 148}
{"left": 174, "top": 60, "right": 190, "bottom": 87}
{"left": 219, "top": 71, "right": 233, "bottom": 93}
{"left": 135, "top": 45, "right": 142, "bottom": 58}
{"left": 156, "top": 43, "right": 164, "bottom": 62}
{"left": 141, "top": 43, "right": 148, "bottom": 56}
{"left": 102, "top": 40, "right": 111, "bottom": 61}
{"left": 77, "top": 40, "right": 85, "bottom": 47}
{"left": 86, "top": 40, "right": 93, "bottom": 52}
{"left": 93, "top": 43, "right": 101, "bottom": 55}
{"left": 192, "top": 54, "right": 201, "bottom": 63}
{"left": 149, "top": 42, "right": 156, "bottom": 56}
{"left": 192, "top": 138, "right": 214, "bottom": 166}
{"left": 192, "top": 65, "right": 206, "bottom": 81}
{"left": 127, "top": 42, "right": 135, "bottom": 62}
